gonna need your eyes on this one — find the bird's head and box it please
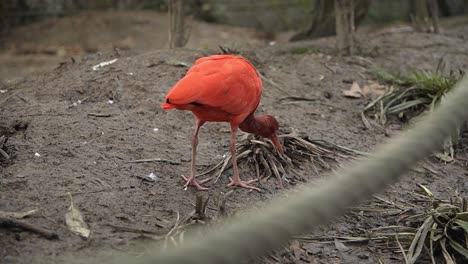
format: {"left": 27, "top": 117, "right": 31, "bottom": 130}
{"left": 260, "top": 115, "right": 284, "bottom": 155}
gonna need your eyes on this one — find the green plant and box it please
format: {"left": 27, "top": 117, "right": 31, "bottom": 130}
{"left": 363, "top": 63, "right": 464, "bottom": 127}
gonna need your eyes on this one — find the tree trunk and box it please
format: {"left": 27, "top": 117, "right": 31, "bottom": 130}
{"left": 437, "top": 0, "right": 451, "bottom": 16}
{"left": 335, "top": 0, "right": 355, "bottom": 56}
{"left": 411, "top": 0, "right": 442, "bottom": 33}
{"left": 289, "top": 0, "right": 335, "bottom": 41}
{"left": 191, "top": 0, "right": 216, "bottom": 22}
{"left": 428, "top": 0, "right": 440, "bottom": 33}
{"left": 436, "top": 0, "right": 468, "bottom": 16}
{"left": 290, "top": 0, "right": 371, "bottom": 42}
{"left": 410, "top": 0, "right": 429, "bottom": 32}
{"left": 168, "top": 0, "right": 191, "bottom": 48}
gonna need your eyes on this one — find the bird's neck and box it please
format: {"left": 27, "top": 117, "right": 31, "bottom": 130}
{"left": 239, "top": 114, "right": 272, "bottom": 138}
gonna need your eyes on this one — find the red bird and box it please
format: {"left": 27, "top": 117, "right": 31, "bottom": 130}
{"left": 161, "top": 54, "right": 283, "bottom": 191}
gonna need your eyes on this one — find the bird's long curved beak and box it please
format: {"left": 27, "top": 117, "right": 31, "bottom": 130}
{"left": 161, "top": 102, "right": 175, "bottom": 110}
{"left": 270, "top": 134, "right": 284, "bottom": 156}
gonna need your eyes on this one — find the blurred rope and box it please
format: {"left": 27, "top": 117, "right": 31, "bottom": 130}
{"left": 95, "top": 76, "right": 468, "bottom": 264}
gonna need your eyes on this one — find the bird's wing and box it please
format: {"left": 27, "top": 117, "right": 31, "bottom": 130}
{"left": 164, "top": 55, "right": 262, "bottom": 116}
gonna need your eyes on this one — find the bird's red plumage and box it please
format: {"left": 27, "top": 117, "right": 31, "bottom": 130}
{"left": 161, "top": 55, "right": 262, "bottom": 125}
{"left": 161, "top": 54, "right": 283, "bottom": 191}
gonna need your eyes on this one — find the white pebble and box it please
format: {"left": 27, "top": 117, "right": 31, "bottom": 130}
{"left": 148, "top": 172, "right": 157, "bottom": 180}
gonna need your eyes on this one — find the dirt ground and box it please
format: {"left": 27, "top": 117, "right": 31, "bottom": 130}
{"left": 0, "top": 10, "right": 288, "bottom": 83}
{"left": 1, "top": 10, "right": 468, "bottom": 264}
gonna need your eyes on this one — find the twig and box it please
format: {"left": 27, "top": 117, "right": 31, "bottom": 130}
{"left": 53, "top": 188, "right": 114, "bottom": 197}
{"left": 278, "top": 96, "right": 318, "bottom": 104}
{"left": 373, "top": 195, "right": 409, "bottom": 211}
{"left": 396, "top": 234, "right": 410, "bottom": 264}
{"left": 126, "top": 158, "right": 181, "bottom": 165}
{"left": 322, "top": 63, "right": 337, "bottom": 74}
{"left": 216, "top": 190, "right": 234, "bottom": 217}
{"left": 164, "top": 212, "right": 181, "bottom": 248}
{"left": 257, "top": 72, "right": 290, "bottom": 96}
{"left": 196, "top": 159, "right": 224, "bottom": 177}
{"left": 0, "top": 136, "right": 6, "bottom": 147}
{"left": 7, "top": 113, "right": 73, "bottom": 118}
{"left": 106, "top": 224, "right": 166, "bottom": 236}
{"left": 194, "top": 195, "right": 210, "bottom": 220}
{"left": 0, "top": 90, "right": 23, "bottom": 107}
{"left": 87, "top": 113, "right": 112, "bottom": 118}
{"left": 0, "top": 148, "right": 10, "bottom": 160}
{"left": 0, "top": 217, "right": 59, "bottom": 240}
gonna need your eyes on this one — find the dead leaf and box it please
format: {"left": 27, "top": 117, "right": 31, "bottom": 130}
{"left": 362, "top": 81, "right": 386, "bottom": 97}
{"left": 289, "top": 240, "right": 319, "bottom": 263}
{"left": 435, "top": 151, "right": 454, "bottom": 163}
{"left": 65, "top": 192, "right": 91, "bottom": 238}
{"left": 0, "top": 209, "right": 39, "bottom": 219}
{"left": 342, "top": 82, "right": 363, "bottom": 98}
{"left": 334, "top": 239, "right": 350, "bottom": 252}
{"left": 289, "top": 240, "right": 305, "bottom": 259}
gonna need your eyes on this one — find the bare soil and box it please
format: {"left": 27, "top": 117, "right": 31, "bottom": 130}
{"left": 1, "top": 10, "right": 467, "bottom": 264}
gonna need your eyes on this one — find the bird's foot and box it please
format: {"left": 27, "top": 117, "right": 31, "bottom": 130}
{"left": 228, "top": 177, "right": 261, "bottom": 192}
{"left": 181, "top": 175, "right": 210, "bottom": 191}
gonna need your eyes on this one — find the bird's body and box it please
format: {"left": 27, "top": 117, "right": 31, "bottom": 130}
{"left": 162, "top": 55, "right": 262, "bottom": 123}
{"left": 162, "top": 54, "right": 283, "bottom": 191}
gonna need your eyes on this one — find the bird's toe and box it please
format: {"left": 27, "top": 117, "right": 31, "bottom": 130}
{"left": 228, "top": 177, "right": 261, "bottom": 192}
{"left": 181, "top": 175, "right": 210, "bottom": 191}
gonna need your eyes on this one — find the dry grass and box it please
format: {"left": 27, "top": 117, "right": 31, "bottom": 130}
{"left": 362, "top": 62, "right": 465, "bottom": 162}
{"left": 363, "top": 62, "right": 464, "bottom": 127}
{"left": 198, "top": 133, "right": 366, "bottom": 189}
{"left": 294, "top": 186, "right": 468, "bottom": 264}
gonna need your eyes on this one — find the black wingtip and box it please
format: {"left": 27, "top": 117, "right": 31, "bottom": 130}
{"left": 190, "top": 101, "right": 204, "bottom": 106}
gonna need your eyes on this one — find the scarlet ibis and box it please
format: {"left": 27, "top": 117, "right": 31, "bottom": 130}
{"left": 161, "top": 54, "right": 283, "bottom": 191}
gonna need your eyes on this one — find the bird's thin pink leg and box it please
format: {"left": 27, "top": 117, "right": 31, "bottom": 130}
{"left": 227, "top": 126, "right": 261, "bottom": 192}
{"left": 181, "top": 119, "right": 210, "bottom": 191}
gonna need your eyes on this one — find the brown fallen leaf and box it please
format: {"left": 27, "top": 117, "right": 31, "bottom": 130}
{"left": 342, "top": 82, "right": 363, "bottom": 98}
{"left": 289, "top": 240, "right": 316, "bottom": 262}
{"left": 362, "top": 81, "right": 386, "bottom": 97}
{"left": 289, "top": 240, "right": 305, "bottom": 259}
{"left": 65, "top": 192, "right": 91, "bottom": 238}
{"left": 435, "top": 151, "right": 454, "bottom": 163}
{"left": 334, "top": 239, "right": 350, "bottom": 252}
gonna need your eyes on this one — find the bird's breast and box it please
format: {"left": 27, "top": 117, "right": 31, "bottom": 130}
{"left": 191, "top": 106, "right": 233, "bottom": 122}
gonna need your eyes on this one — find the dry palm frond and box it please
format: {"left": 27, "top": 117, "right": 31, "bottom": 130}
{"left": 349, "top": 188, "right": 467, "bottom": 264}
{"left": 199, "top": 133, "right": 365, "bottom": 188}
{"left": 402, "top": 194, "right": 468, "bottom": 264}
{"left": 294, "top": 187, "right": 467, "bottom": 263}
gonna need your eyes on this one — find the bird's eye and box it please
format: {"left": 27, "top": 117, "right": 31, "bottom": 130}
{"left": 166, "top": 98, "right": 171, "bottom": 104}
